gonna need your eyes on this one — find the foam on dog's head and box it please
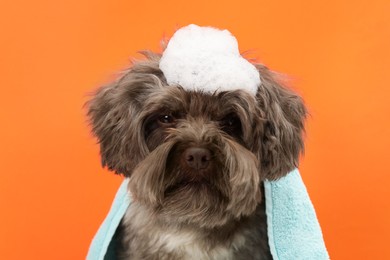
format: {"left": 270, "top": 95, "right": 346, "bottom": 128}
{"left": 159, "top": 24, "right": 260, "bottom": 95}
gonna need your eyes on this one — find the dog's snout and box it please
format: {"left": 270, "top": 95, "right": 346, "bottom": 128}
{"left": 183, "top": 147, "right": 211, "bottom": 170}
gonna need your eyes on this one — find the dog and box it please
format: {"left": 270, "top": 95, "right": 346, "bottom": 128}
{"left": 87, "top": 29, "right": 306, "bottom": 259}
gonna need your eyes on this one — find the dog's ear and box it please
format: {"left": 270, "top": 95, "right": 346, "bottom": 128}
{"left": 86, "top": 53, "right": 164, "bottom": 176}
{"left": 254, "top": 64, "right": 307, "bottom": 180}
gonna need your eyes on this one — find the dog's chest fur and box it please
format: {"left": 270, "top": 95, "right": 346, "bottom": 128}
{"left": 114, "top": 191, "right": 272, "bottom": 260}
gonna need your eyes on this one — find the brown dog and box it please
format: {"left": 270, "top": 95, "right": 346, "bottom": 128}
{"left": 87, "top": 31, "right": 306, "bottom": 259}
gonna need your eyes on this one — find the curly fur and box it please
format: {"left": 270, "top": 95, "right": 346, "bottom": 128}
{"left": 87, "top": 51, "right": 307, "bottom": 259}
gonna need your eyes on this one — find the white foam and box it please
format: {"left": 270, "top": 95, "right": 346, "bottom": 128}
{"left": 159, "top": 24, "right": 260, "bottom": 96}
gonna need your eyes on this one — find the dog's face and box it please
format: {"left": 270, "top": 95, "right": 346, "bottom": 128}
{"left": 87, "top": 52, "right": 306, "bottom": 228}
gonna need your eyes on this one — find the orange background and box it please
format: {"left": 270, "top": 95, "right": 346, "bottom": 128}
{"left": 1, "top": 0, "right": 389, "bottom": 259}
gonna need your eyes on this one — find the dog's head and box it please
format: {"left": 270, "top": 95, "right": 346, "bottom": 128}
{"left": 87, "top": 50, "right": 306, "bottom": 228}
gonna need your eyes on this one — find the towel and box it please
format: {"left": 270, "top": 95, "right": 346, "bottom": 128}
{"left": 86, "top": 169, "right": 329, "bottom": 259}
{"left": 264, "top": 169, "right": 329, "bottom": 259}
{"left": 86, "top": 178, "right": 130, "bottom": 260}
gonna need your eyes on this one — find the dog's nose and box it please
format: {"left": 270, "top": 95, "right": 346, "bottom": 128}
{"left": 183, "top": 147, "right": 211, "bottom": 170}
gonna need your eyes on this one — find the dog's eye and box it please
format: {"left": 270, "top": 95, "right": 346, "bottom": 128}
{"left": 159, "top": 115, "right": 175, "bottom": 125}
{"left": 221, "top": 113, "right": 240, "bottom": 127}
{"left": 144, "top": 114, "right": 176, "bottom": 141}
{"left": 225, "top": 117, "right": 238, "bottom": 127}
{"left": 220, "top": 113, "right": 242, "bottom": 137}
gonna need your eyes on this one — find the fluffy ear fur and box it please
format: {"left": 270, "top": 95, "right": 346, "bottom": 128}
{"left": 255, "top": 64, "right": 307, "bottom": 180}
{"left": 86, "top": 52, "right": 165, "bottom": 176}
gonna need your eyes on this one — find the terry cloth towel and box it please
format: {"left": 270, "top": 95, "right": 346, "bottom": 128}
{"left": 86, "top": 169, "right": 329, "bottom": 260}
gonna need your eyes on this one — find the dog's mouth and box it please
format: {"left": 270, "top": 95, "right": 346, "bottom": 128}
{"left": 164, "top": 177, "right": 213, "bottom": 196}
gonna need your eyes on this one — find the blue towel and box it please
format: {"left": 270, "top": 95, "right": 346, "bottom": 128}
{"left": 87, "top": 169, "right": 329, "bottom": 259}
{"left": 264, "top": 169, "right": 329, "bottom": 259}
